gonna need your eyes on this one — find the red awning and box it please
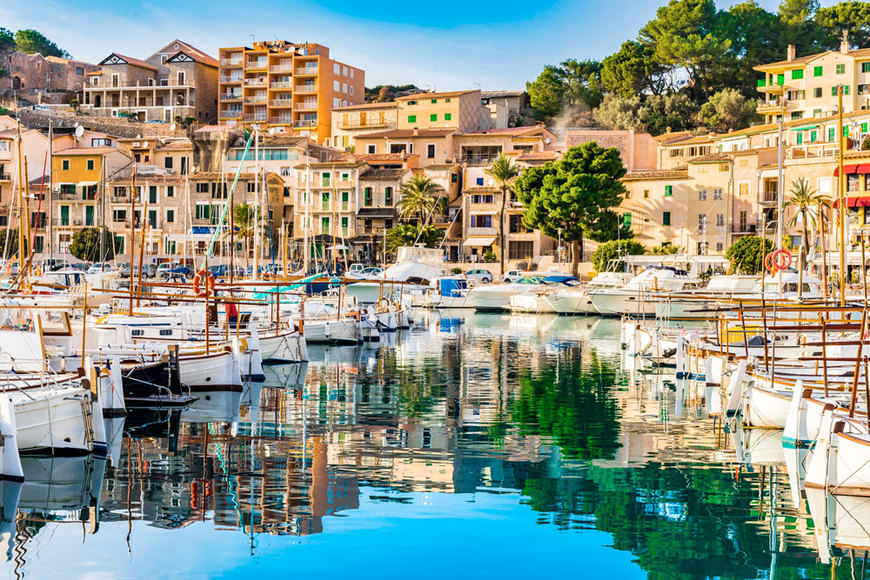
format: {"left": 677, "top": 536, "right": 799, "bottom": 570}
{"left": 858, "top": 164, "right": 870, "bottom": 174}
{"left": 833, "top": 164, "right": 860, "bottom": 176}
{"left": 832, "top": 196, "right": 870, "bottom": 208}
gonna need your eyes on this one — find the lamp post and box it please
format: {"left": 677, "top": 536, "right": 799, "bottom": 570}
{"left": 557, "top": 227, "right": 563, "bottom": 269}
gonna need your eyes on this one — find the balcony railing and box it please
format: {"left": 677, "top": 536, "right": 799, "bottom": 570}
{"left": 296, "top": 101, "right": 318, "bottom": 111}
{"left": 294, "top": 119, "right": 317, "bottom": 128}
{"left": 220, "top": 76, "right": 242, "bottom": 84}
{"left": 295, "top": 85, "right": 317, "bottom": 93}
{"left": 221, "top": 58, "right": 243, "bottom": 66}
{"left": 268, "top": 116, "right": 294, "bottom": 124}
{"left": 244, "top": 78, "right": 266, "bottom": 86}
{"left": 270, "top": 100, "right": 293, "bottom": 107}
{"left": 246, "top": 59, "right": 268, "bottom": 69}
{"left": 466, "top": 226, "right": 498, "bottom": 236}
{"left": 761, "top": 192, "right": 778, "bottom": 203}
{"left": 338, "top": 120, "right": 390, "bottom": 130}
{"left": 244, "top": 114, "right": 268, "bottom": 122}
{"left": 269, "top": 64, "right": 293, "bottom": 72}
{"left": 219, "top": 111, "right": 242, "bottom": 119}
{"left": 270, "top": 81, "right": 292, "bottom": 89}
{"left": 244, "top": 96, "right": 267, "bottom": 104}
{"left": 220, "top": 93, "right": 242, "bottom": 100}
{"left": 0, "top": 172, "right": 10, "bottom": 181}
{"left": 295, "top": 67, "right": 318, "bottom": 75}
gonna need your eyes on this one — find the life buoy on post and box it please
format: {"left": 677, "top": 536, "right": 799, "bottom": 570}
{"left": 192, "top": 269, "right": 216, "bottom": 297}
{"left": 764, "top": 250, "right": 792, "bottom": 274}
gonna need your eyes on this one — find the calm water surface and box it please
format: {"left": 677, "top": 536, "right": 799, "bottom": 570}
{"left": 0, "top": 312, "right": 856, "bottom": 579}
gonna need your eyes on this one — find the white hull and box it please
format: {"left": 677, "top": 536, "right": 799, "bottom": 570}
{"left": 179, "top": 351, "right": 242, "bottom": 392}
{"left": 258, "top": 331, "right": 308, "bottom": 363}
{"left": 302, "top": 318, "right": 360, "bottom": 344}
{"left": 545, "top": 290, "right": 598, "bottom": 315}
{"left": 12, "top": 388, "right": 93, "bottom": 454}
{"left": 589, "top": 291, "right": 657, "bottom": 317}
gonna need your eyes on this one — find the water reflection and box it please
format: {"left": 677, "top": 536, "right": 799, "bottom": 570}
{"left": 1, "top": 313, "right": 867, "bottom": 578}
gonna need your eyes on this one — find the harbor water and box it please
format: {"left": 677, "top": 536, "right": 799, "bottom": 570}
{"left": 0, "top": 312, "right": 855, "bottom": 579}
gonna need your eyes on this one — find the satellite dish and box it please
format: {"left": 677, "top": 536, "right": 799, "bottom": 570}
{"left": 73, "top": 122, "right": 80, "bottom": 128}
{"left": 268, "top": 128, "right": 275, "bottom": 135}
{"left": 136, "top": 134, "right": 142, "bottom": 139}
{"left": 74, "top": 125, "right": 84, "bottom": 138}
{"left": 169, "top": 122, "right": 177, "bottom": 132}
{"left": 143, "top": 141, "right": 149, "bottom": 148}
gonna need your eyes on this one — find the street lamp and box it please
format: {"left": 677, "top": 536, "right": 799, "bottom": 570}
{"left": 557, "top": 227, "right": 563, "bottom": 268}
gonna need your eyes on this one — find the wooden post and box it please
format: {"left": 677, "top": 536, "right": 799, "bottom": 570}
{"left": 136, "top": 199, "right": 148, "bottom": 306}
{"left": 849, "top": 309, "right": 867, "bottom": 418}
{"left": 821, "top": 315, "right": 830, "bottom": 397}
{"left": 128, "top": 168, "right": 137, "bottom": 315}
{"left": 820, "top": 201, "right": 829, "bottom": 300}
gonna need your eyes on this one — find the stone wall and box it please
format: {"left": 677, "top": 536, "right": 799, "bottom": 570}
{"left": 17, "top": 109, "right": 185, "bottom": 138}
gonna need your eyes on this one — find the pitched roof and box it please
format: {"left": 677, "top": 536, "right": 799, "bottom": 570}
{"left": 622, "top": 169, "right": 688, "bottom": 181}
{"left": 653, "top": 130, "right": 695, "bottom": 144}
{"left": 517, "top": 151, "right": 559, "bottom": 161}
{"left": 359, "top": 168, "right": 408, "bottom": 180}
{"left": 347, "top": 153, "right": 413, "bottom": 163}
{"left": 56, "top": 147, "right": 121, "bottom": 156}
{"left": 334, "top": 101, "right": 397, "bottom": 111}
{"left": 462, "top": 126, "right": 548, "bottom": 137}
{"left": 481, "top": 91, "right": 525, "bottom": 99}
{"left": 396, "top": 90, "right": 478, "bottom": 101}
{"left": 99, "top": 53, "right": 158, "bottom": 72}
{"left": 689, "top": 153, "right": 732, "bottom": 164}
{"left": 165, "top": 50, "right": 219, "bottom": 68}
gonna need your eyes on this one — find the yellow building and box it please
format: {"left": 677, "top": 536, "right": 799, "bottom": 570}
{"left": 218, "top": 41, "right": 364, "bottom": 144}
{"left": 329, "top": 102, "right": 398, "bottom": 150}
{"left": 756, "top": 41, "right": 870, "bottom": 124}
{"left": 395, "top": 90, "right": 490, "bottom": 132}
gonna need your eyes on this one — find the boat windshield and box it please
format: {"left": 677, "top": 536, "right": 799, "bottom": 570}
{"left": 515, "top": 276, "right": 545, "bottom": 284}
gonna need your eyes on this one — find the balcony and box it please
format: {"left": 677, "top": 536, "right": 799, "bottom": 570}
{"left": 757, "top": 100, "right": 793, "bottom": 114}
{"left": 244, "top": 96, "right": 267, "bottom": 104}
{"left": 0, "top": 172, "right": 10, "bottom": 181}
{"left": 295, "top": 67, "right": 318, "bottom": 76}
{"left": 219, "top": 111, "right": 242, "bottom": 120}
{"left": 220, "top": 76, "right": 242, "bottom": 84}
{"left": 758, "top": 78, "right": 786, "bottom": 93}
{"left": 268, "top": 116, "right": 294, "bottom": 125}
{"left": 790, "top": 143, "right": 841, "bottom": 159}
{"left": 466, "top": 226, "right": 498, "bottom": 236}
{"left": 270, "top": 81, "right": 292, "bottom": 89}
{"left": 243, "top": 114, "right": 268, "bottom": 123}
{"left": 295, "top": 85, "right": 317, "bottom": 93}
{"left": 220, "top": 93, "right": 242, "bottom": 101}
{"left": 760, "top": 192, "right": 778, "bottom": 205}
{"left": 243, "top": 78, "right": 266, "bottom": 87}
{"left": 294, "top": 119, "right": 317, "bottom": 128}
{"left": 296, "top": 100, "right": 318, "bottom": 111}
{"left": 269, "top": 64, "right": 293, "bottom": 73}
{"left": 246, "top": 59, "right": 268, "bottom": 70}
{"left": 220, "top": 58, "right": 243, "bottom": 66}
{"left": 270, "top": 100, "right": 293, "bottom": 108}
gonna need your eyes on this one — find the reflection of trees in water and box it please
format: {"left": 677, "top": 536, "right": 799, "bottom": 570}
{"left": 511, "top": 348, "right": 621, "bottom": 460}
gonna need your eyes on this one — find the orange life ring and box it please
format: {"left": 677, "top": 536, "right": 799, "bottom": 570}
{"left": 765, "top": 250, "right": 792, "bottom": 274}
{"left": 192, "top": 269, "right": 216, "bottom": 297}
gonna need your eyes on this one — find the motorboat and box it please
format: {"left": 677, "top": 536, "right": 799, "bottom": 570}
{"left": 588, "top": 266, "right": 705, "bottom": 317}
{"left": 345, "top": 246, "right": 444, "bottom": 304}
{"left": 466, "top": 275, "right": 580, "bottom": 312}
{"left": 544, "top": 271, "right": 632, "bottom": 315}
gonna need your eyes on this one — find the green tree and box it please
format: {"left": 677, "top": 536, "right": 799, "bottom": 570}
{"left": 601, "top": 40, "right": 667, "bottom": 97}
{"left": 559, "top": 58, "right": 605, "bottom": 110}
{"left": 0, "top": 228, "right": 18, "bottom": 259}
{"left": 780, "top": 0, "right": 824, "bottom": 53}
{"left": 515, "top": 142, "right": 627, "bottom": 275}
{"left": 591, "top": 240, "right": 647, "bottom": 272}
{"left": 725, "top": 235, "right": 774, "bottom": 274}
{"left": 396, "top": 175, "right": 444, "bottom": 223}
{"left": 714, "top": 2, "right": 785, "bottom": 95}
{"left": 637, "top": 93, "right": 699, "bottom": 134}
{"left": 526, "top": 65, "right": 565, "bottom": 119}
{"left": 592, "top": 94, "right": 643, "bottom": 130}
{"left": 13, "top": 29, "right": 70, "bottom": 58}
{"left": 816, "top": 1, "right": 870, "bottom": 49}
{"left": 69, "top": 227, "right": 114, "bottom": 262}
{"left": 639, "top": 0, "right": 732, "bottom": 99}
{"left": 784, "top": 177, "right": 830, "bottom": 265}
{"left": 698, "top": 88, "right": 760, "bottom": 133}
{"left": 384, "top": 223, "right": 443, "bottom": 257}
{"left": 485, "top": 154, "right": 520, "bottom": 275}
{"left": 228, "top": 203, "right": 262, "bottom": 267}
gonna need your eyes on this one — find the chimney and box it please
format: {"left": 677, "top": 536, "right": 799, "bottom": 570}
{"left": 841, "top": 31, "right": 850, "bottom": 55}
{"left": 787, "top": 44, "right": 796, "bottom": 62}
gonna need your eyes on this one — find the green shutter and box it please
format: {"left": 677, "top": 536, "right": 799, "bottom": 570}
{"left": 863, "top": 123, "right": 868, "bottom": 132}
{"left": 777, "top": 74, "right": 785, "bottom": 85}
{"left": 430, "top": 114, "right": 437, "bottom": 121}
{"left": 792, "top": 69, "right": 804, "bottom": 80}
{"left": 622, "top": 212, "right": 632, "bottom": 227}
{"left": 664, "top": 185, "right": 673, "bottom": 197}
{"left": 60, "top": 206, "right": 69, "bottom": 226}
{"left": 444, "top": 113, "right": 452, "bottom": 121}
{"left": 833, "top": 86, "right": 838, "bottom": 96}
{"left": 845, "top": 85, "right": 851, "bottom": 95}
{"left": 811, "top": 130, "right": 818, "bottom": 143}
{"left": 663, "top": 212, "right": 671, "bottom": 226}
{"left": 408, "top": 115, "right": 416, "bottom": 123}
{"left": 814, "top": 66, "right": 824, "bottom": 77}
{"left": 85, "top": 206, "right": 94, "bottom": 226}
{"left": 797, "top": 133, "right": 803, "bottom": 145}
{"left": 837, "top": 64, "right": 846, "bottom": 74}
{"left": 829, "top": 127, "right": 836, "bottom": 141}
{"left": 863, "top": 63, "right": 870, "bottom": 73}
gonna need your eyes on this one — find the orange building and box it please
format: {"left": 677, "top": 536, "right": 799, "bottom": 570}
{"left": 217, "top": 41, "right": 364, "bottom": 144}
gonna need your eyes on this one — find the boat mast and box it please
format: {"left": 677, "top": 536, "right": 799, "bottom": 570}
{"left": 129, "top": 166, "right": 137, "bottom": 315}
{"left": 837, "top": 85, "right": 846, "bottom": 307}
{"left": 253, "top": 128, "right": 260, "bottom": 279}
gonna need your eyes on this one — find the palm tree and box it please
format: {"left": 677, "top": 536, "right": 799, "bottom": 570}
{"left": 396, "top": 175, "right": 444, "bottom": 224}
{"left": 784, "top": 177, "right": 830, "bottom": 266}
{"left": 226, "top": 203, "right": 260, "bottom": 269}
{"left": 485, "top": 154, "right": 519, "bottom": 275}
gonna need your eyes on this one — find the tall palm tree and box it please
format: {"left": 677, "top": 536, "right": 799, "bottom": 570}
{"left": 485, "top": 154, "right": 519, "bottom": 275}
{"left": 784, "top": 177, "right": 830, "bottom": 265}
{"left": 396, "top": 175, "right": 444, "bottom": 224}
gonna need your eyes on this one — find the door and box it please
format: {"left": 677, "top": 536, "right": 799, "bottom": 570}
{"left": 85, "top": 206, "right": 94, "bottom": 226}
{"left": 60, "top": 206, "right": 69, "bottom": 226}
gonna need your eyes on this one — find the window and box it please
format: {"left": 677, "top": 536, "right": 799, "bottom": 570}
{"left": 829, "top": 127, "right": 836, "bottom": 141}
{"left": 196, "top": 183, "right": 209, "bottom": 193}
{"left": 426, "top": 144, "right": 436, "bottom": 159}
{"left": 364, "top": 187, "right": 372, "bottom": 206}
{"left": 716, "top": 214, "right": 724, "bottom": 227}
{"left": 848, "top": 173, "right": 860, "bottom": 192}
{"left": 430, "top": 114, "right": 437, "bottom": 122}
{"left": 149, "top": 186, "right": 157, "bottom": 204}
{"left": 698, "top": 189, "right": 707, "bottom": 201}
{"left": 622, "top": 212, "right": 632, "bottom": 228}
{"left": 321, "top": 216, "right": 330, "bottom": 231}
{"left": 164, "top": 157, "right": 173, "bottom": 169}
{"left": 664, "top": 185, "right": 672, "bottom": 197}
{"left": 349, "top": 86, "right": 354, "bottom": 96}
{"left": 815, "top": 65, "right": 824, "bottom": 77}
{"left": 792, "top": 69, "right": 804, "bottom": 80}
{"left": 341, "top": 191, "right": 349, "bottom": 210}
{"left": 166, "top": 209, "right": 175, "bottom": 223}
{"left": 814, "top": 87, "right": 823, "bottom": 98}
{"left": 195, "top": 204, "right": 210, "bottom": 220}
{"left": 811, "top": 130, "right": 818, "bottom": 142}
{"left": 813, "top": 108, "right": 822, "bottom": 117}
{"left": 333, "top": 80, "right": 340, "bottom": 91}
{"left": 861, "top": 84, "right": 870, "bottom": 95}
{"left": 385, "top": 187, "right": 393, "bottom": 206}
{"left": 508, "top": 241, "right": 534, "bottom": 260}
{"left": 113, "top": 209, "right": 127, "bottom": 223}
{"left": 791, "top": 111, "right": 804, "bottom": 120}
{"left": 334, "top": 63, "right": 340, "bottom": 74}
{"left": 167, "top": 186, "right": 174, "bottom": 197}
{"left": 471, "top": 195, "right": 494, "bottom": 204}
{"left": 408, "top": 115, "right": 416, "bottom": 123}
{"left": 713, "top": 188, "right": 723, "bottom": 200}
{"left": 716, "top": 243, "right": 723, "bottom": 252}
{"left": 739, "top": 182, "right": 749, "bottom": 196}
{"left": 367, "top": 144, "right": 376, "bottom": 154}
{"left": 321, "top": 192, "right": 330, "bottom": 210}
{"left": 845, "top": 85, "right": 851, "bottom": 95}
{"left": 625, "top": 190, "right": 631, "bottom": 199}
{"left": 470, "top": 215, "right": 492, "bottom": 227}
{"left": 698, "top": 214, "right": 706, "bottom": 232}
{"left": 407, "top": 100, "right": 417, "bottom": 105}
{"left": 863, "top": 63, "right": 870, "bottom": 73}
{"left": 476, "top": 177, "right": 484, "bottom": 186}
{"left": 87, "top": 159, "right": 94, "bottom": 171}
{"left": 322, "top": 172, "right": 330, "bottom": 186}
{"left": 797, "top": 132, "right": 803, "bottom": 145}
{"left": 62, "top": 160, "right": 69, "bottom": 170}
{"left": 444, "top": 113, "right": 452, "bottom": 121}
{"left": 148, "top": 210, "right": 157, "bottom": 228}
{"left": 509, "top": 215, "right": 531, "bottom": 233}
{"left": 832, "top": 86, "right": 839, "bottom": 96}
{"left": 342, "top": 83, "right": 347, "bottom": 93}
{"left": 663, "top": 211, "right": 671, "bottom": 226}
{"left": 739, "top": 211, "right": 747, "bottom": 230}
{"left": 837, "top": 63, "right": 846, "bottom": 74}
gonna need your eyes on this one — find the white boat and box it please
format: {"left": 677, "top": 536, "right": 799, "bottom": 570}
{"left": 545, "top": 271, "right": 631, "bottom": 315}
{"left": 588, "top": 267, "right": 704, "bottom": 317}
{"left": 258, "top": 329, "right": 309, "bottom": 363}
{"left": 346, "top": 246, "right": 444, "bottom": 304}
{"left": 300, "top": 317, "right": 361, "bottom": 344}
{"left": 419, "top": 277, "right": 470, "bottom": 309}
{"left": 466, "top": 274, "right": 579, "bottom": 312}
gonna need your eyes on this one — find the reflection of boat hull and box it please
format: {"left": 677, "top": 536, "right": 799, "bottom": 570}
{"left": 262, "top": 362, "right": 308, "bottom": 389}
{"left": 181, "top": 390, "right": 241, "bottom": 423}
{"left": 19, "top": 455, "right": 105, "bottom": 513}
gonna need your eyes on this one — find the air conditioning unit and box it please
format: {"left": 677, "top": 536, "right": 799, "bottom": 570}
{"left": 73, "top": 219, "right": 83, "bottom": 225}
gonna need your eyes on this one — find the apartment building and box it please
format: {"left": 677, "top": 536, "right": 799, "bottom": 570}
{"left": 354, "top": 129, "right": 457, "bottom": 167}
{"left": 756, "top": 41, "right": 870, "bottom": 124}
{"left": 0, "top": 123, "right": 53, "bottom": 229}
{"left": 355, "top": 167, "right": 410, "bottom": 263}
{"left": 217, "top": 41, "right": 364, "bottom": 144}
{"left": 453, "top": 125, "right": 557, "bottom": 164}
{"left": 395, "top": 90, "right": 490, "bottom": 132}
{"left": 329, "top": 102, "right": 398, "bottom": 150}
{"left": 83, "top": 39, "right": 219, "bottom": 123}
{"left": 480, "top": 91, "right": 529, "bottom": 130}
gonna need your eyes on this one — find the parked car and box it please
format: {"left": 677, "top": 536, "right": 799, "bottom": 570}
{"left": 503, "top": 270, "right": 523, "bottom": 283}
{"left": 41, "top": 259, "right": 72, "bottom": 272}
{"left": 88, "top": 262, "right": 113, "bottom": 274}
{"left": 466, "top": 269, "right": 493, "bottom": 283}
{"left": 67, "top": 263, "right": 90, "bottom": 272}
{"left": 120, "top": 264, "right": 156, "bottom": 279}
{"left": 165, "top": 266, "right": 194, "bottom": 280}
{"left": 156, "top": 262, "right": 177, "bottom": 279}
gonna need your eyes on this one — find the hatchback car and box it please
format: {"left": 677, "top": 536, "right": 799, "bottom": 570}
{"left": 466, "top": 269, "right": 493, "bottom": 283}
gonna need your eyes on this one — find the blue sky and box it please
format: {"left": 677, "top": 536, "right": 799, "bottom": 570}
{"left": 0, "top": 0, "right": 841, "bottom": 91}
